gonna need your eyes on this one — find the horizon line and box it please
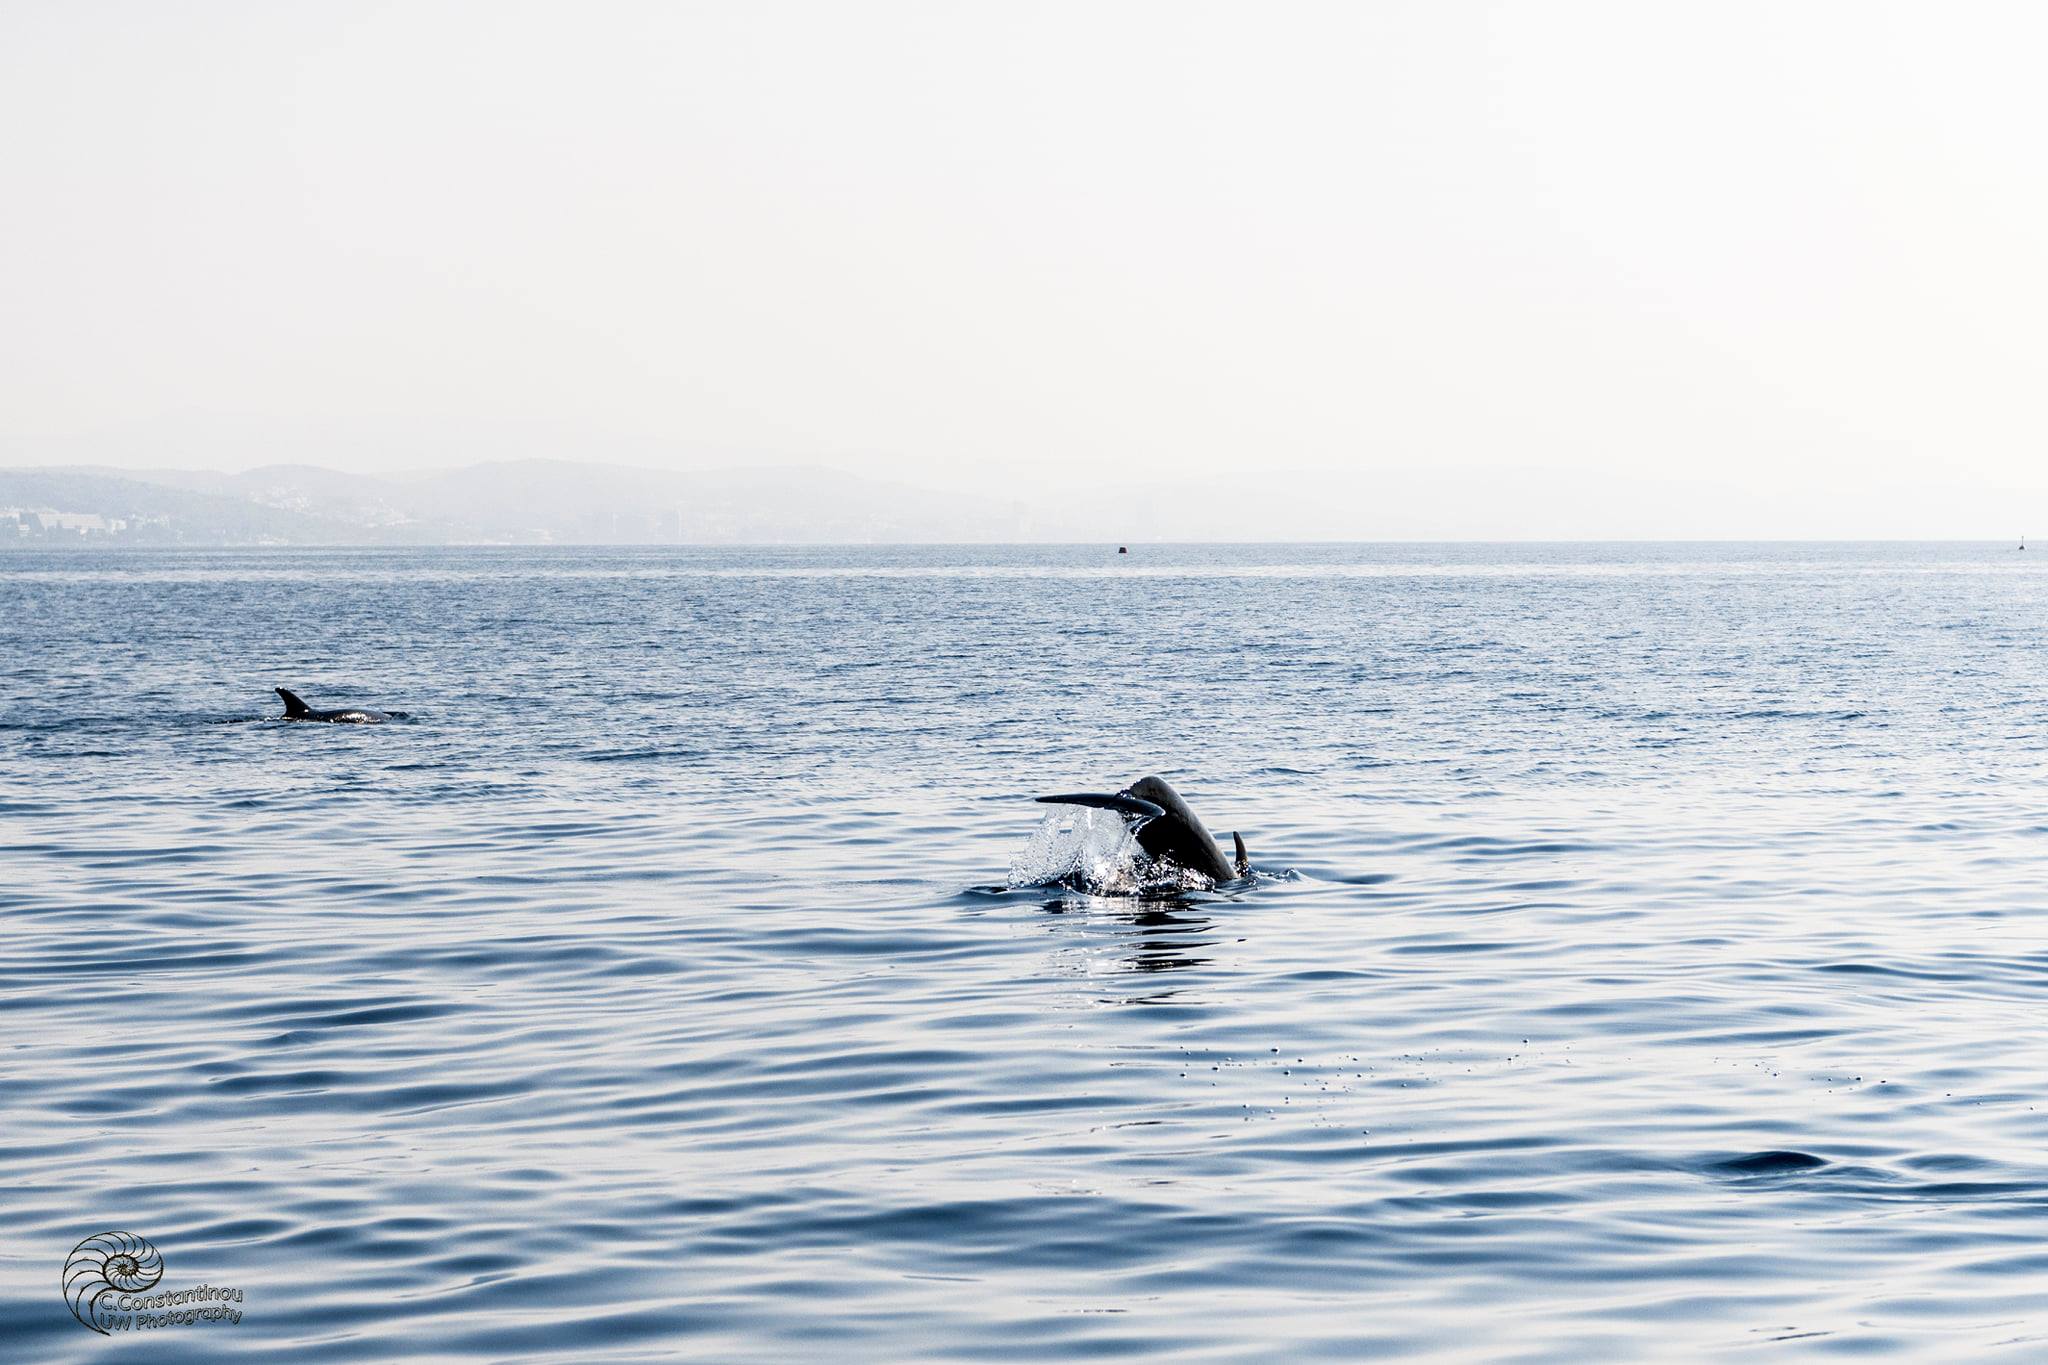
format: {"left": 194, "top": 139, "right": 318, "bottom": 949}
{"left": 0, "top": 537, "right": 2036, "bottom": 551}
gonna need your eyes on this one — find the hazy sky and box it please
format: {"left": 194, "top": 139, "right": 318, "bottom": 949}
{"left": 5, "top": 2, "right": 2048, "bottom": 536}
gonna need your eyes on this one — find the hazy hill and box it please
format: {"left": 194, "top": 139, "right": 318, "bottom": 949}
{"left": 0, "top": 460, "right": 1048, "bottom": 545}
{"left": 0, "top": 468, "right": 365, "bottom": 544}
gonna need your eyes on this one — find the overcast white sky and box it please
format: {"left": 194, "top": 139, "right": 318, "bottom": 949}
{"left": 4, "top": 1, "right": 2047, "bottom": 536}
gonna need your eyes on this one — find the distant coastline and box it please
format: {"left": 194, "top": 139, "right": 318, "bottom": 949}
{"left": 0, "top": 459, "right": 1052, "bottom": 548}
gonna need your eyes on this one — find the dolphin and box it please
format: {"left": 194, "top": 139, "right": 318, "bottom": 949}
{"left": 275, "top": 687, "right": 393, "bottom": 725}
{"left": 1035, "top": 775, "right": 1248, "bottom": 882}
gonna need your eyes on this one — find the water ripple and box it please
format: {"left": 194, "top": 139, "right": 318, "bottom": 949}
{"left": 6, "top": 542, "right": 2048, "bottom": 1359}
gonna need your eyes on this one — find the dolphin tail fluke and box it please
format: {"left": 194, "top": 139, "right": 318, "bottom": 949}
{"left": 1233, "top": 831, "right": 1249, "bottom": 877}
{"left": 276, "top": 687, "right": 309, "bottom": 719}
{"left": 1035, "top": 792, "right": 1167, "bottom": 823}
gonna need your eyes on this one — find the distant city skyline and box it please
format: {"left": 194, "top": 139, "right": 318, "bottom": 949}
{"left": 6, "top": 3, "right": 2048, "bottom": 538}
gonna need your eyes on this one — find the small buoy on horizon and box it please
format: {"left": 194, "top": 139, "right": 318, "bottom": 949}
{"left": 1118, "top": 546, "right": 1128, "bottom": 554}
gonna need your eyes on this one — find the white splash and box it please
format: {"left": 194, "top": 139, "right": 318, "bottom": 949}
{"left": 1006, "top": 805, "right": 1146, "bottom": 893}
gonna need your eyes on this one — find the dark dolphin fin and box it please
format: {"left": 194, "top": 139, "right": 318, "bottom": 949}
{"left": 276, "top": 687, "right": 309, "bottom": 719}
{"left": 1233, "top": 832, "right": 1249, "bottom": 877}
{"left": 1035, "top": 793, "right": 1167, "bottom": 822}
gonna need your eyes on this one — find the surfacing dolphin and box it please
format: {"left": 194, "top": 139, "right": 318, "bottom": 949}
{"left": 275, "top": 687, "right": 393, "bottom": 725}
{"left": 1036, "top": 775, "right": 1248, "bottom": 883}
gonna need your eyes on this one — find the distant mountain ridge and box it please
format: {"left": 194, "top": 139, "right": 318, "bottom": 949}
{"left": 0, "top": 460, "right": 1050, "bottom": 545}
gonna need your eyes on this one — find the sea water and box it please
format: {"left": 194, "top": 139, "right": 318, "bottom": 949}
{"left": 4, "top": 542, "right": 2047, "bottom": 1360}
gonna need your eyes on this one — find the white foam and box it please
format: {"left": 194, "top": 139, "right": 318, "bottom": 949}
{"left": 1005, "top": 806, "right": 1146, "bottom": 893}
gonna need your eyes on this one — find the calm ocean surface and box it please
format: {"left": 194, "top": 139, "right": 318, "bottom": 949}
{"left": 5, "top": 541, "right": 2048, "bottom": 1361}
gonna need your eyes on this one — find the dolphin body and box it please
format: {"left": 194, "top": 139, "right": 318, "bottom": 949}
{"left": 276, "top": 687, "right": 393, "bottom": 724}
{"left": 1035, "top": 775, "right": 1248, "bottom": 883}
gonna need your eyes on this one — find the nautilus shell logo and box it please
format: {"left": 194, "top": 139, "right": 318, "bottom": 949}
{"left": 64, "top": 1232, "right": 163, "bottom": 1333}
{"left": 60, "top": 1231, "right": 246, "bottom": 1334}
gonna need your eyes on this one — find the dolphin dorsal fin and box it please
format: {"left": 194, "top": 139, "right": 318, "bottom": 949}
{"left": 1233, "top": 831, "right": 1249, "bottom": 877}
{"left": 276, "top": 687, "right": 309, "bottom": 719}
